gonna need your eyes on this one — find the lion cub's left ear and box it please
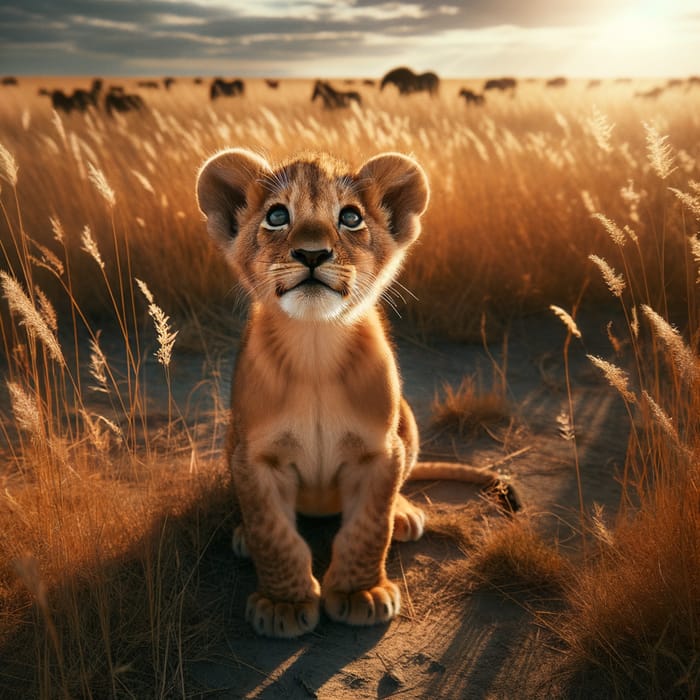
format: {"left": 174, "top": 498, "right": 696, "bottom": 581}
{"left": 357, "top": 153, "right": 429, "bottom": 244}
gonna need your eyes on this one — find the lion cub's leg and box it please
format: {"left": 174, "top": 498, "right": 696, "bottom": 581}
{"left": 233, "top": 454, "right": 321, "bottom": 638}
{"left": 322, "top": 448, "right": 402, "bottom": 626}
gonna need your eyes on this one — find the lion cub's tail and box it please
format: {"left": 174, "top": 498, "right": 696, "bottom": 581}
{"left": 408, "top": 462, "right": 521, "bottom": 513}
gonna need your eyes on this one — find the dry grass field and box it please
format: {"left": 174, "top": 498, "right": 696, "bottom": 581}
{"left": 0, "top": 75, "right": 698, "bottom": 698}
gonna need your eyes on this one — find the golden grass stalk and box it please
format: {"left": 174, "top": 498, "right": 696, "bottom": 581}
{"left": 6, "top": 380, "right": 41, "bottom": 435}
{"left": 641, "top": 304, "right": 699, "bottom": 385}
{"left": 50, "top": 109, "right": 66, "bottom": 147}
{"left": 669, "top": 187, "right": 700, "bottom": 220}
{"left": 587, "top": 106, "right": 614, "bottom": 154}
{"left": 87, "top": 162, "right": 116, "bottom": 208}
{"left": 644, "top": 122, "right": 676, "bottom": 180}
{"left": 89, "top": 333, "right": 109, "bottom": 394}
{"left": 130, "top": 169, "right": 155, "bottom": 195}
{"left": 690, "top": 234, "right": 700, "bottom": 284}
{"left": 587, "top": 355, "right": 637, "bottom": 404}
{"left": 590, "top": 503, "right": 614, "bottom": 547}
{"left": 34, "top": 286, "right": 58, "bottom": 334}
{"left": 0, "top": 141, "right": 18, "bottom": 185}
{"left": 31, "top": 242, "right": 64, "bottom": 277}
{"left": 49, "top": 215, "right": 65, "bottom": 245}
{"left": 591, "top": 213, "right": 626, "bottom": 247}
{"left": 641, "top": 389, "right": 680, "bottom": 447}
{"left": 580, "top": 189, "right": 597, "bottom": 215}
{"left": 550, "top": 304, "right": 582, "bottom": 338}
{"left": 80, "top": 410, "right": 122, "bottom": 451}
{"left": 588, "top": 254, "right": 626, "bottom": 297}
{"left": 80, "top": 225, "right": 105, "bottom": 270}
{"left": 135, "top": 278, "right": 178, "bottom": 367}
{"left": 630, "top": 305, "right": 639, "bottom": 339}
{"left": 1, "top": 271, "right": 65, "bottom": 365}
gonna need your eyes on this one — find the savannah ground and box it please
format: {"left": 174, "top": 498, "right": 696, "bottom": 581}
{"left": 0, "top": 76, "right": 698, "bottom": 698}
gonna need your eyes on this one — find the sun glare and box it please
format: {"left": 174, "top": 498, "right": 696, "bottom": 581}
{"left": 586, "top": 0, "right": 695, "bottom": 77}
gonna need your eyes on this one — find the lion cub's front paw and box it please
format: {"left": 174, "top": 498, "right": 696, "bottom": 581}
{"left": 323, "top": 580, "right": 401, "bottom": 626}
{"left": 246, "top": 590, "right": 321, "bottom": 638}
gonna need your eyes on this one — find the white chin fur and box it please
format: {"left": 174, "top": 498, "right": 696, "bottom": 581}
{"left": 279, "top": 287, "right": 346, "bottom": 321}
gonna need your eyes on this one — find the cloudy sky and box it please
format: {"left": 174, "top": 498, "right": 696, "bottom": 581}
{"left": 1, "top": 0, "right": 699, "bottom": 78}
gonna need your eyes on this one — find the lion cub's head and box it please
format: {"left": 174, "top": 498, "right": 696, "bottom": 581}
{"left": 196, "top": 149, "right": 429, "bottom": 322}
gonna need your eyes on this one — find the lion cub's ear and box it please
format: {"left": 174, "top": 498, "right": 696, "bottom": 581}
{"left": 196, "top": 148, "right": 272, "bottom": 245}
{"left": 357, "top": 153, "right": 429, "bottom": 244}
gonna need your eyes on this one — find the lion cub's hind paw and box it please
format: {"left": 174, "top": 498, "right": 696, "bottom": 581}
{"left": 324, "top": 581, "right": 401, "bottom": 626}
{"left": 393, "top": 510, "right": 425, "bottom": 542}
{"left": 392, "top": 495, "right": 426, "bottom": 541}
{"left": 232, "top": 524, "right": 250, "bottom": 558}
{"left": 246, "top": 592, "right": 320, "bottom": 638}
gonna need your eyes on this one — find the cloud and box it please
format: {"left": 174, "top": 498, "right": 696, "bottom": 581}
{"left": 1, "top": 0, "right": 699, "bottom": 77}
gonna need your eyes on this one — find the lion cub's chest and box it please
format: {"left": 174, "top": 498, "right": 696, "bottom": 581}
{"left": 247, "top": 371, "right": 393, "bottom": 516}
{"left": 238, "top": 309, "right": 398, "bottom": 515}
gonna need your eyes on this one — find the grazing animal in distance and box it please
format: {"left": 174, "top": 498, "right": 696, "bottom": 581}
{"left": 163, "top": 77, "right": 176, "bottom": 90}
{"left": 193, "top": 77, "right": 204, "bottom": 85}
{"left": 311, "top": 80, "right": 361, "bottom": 109}
{"left": 105, "top": 87, "right": 145, "bottom": 116}
{"left": 41, "top": 78, "right": 103, "bottom": 114}
{"left": 49, "top": 90, "right": 75, "bottom": 113}
{"left": 380, "top": 67, "right": 439, "bottom": 96}
{"left": 137, "top": 80, "right": 160, "bottom": 89}
{"left": 210, "top": 78, "right": 245, "bottom": 100}
{"left": 195, "top": 147, "right": 521, "bottom": 638}
{"left": 2, "top": 76, "right": 18, "bottom": 86}
{"left": 265, "top": 79, "right": 279, "bottom": 89}
{"left": 635, "top": 86, "right": 664, "bottom": 99}
{"left": 72, "top": 78, "right": 103, "bottom": 110}
{"left": 483, "top": 77, "right": 517, "bottom": 92}
{"left": 459, "top": 88, "right": 485, "bottom": 105}
{"left": 363, "top": 79, "right": 375, "bottom": 86}
{"left": 546, "top": 77, "right": 567, "bottom": 88}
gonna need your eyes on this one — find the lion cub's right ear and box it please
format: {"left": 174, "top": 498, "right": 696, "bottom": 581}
{"left": 196, "top": 148, "right": 272, "bottom": 245}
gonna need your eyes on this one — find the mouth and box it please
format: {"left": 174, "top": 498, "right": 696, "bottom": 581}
{"left": 276, "top": 276, "right": 337, "bottom": 297}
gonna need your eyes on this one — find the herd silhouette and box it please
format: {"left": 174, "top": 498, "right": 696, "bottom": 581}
{"left": 380, "top": 67, "right": 439, "bottom": 96}
{"left": 22, "top": 70, "right": 700, "bottom": 118}
{"left": 312, "top": 80, "right": 362, "bottom": 109}
{"left": 210, "top": 77, "right": 245, "bottom": 100}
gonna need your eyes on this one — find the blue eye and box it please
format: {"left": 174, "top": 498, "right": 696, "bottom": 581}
{"left": 265, "top": 204, "right": 289, "bottom": 228}
{"left": 339, "top": 206, "right": 363, "bottom": 229}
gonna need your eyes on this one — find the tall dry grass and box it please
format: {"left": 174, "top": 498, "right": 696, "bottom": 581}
{"left": 1, "top": 76, "right": 699, "bottom": 696}
{"left": 1, "top": 77, "right": 698, "bottom": 335}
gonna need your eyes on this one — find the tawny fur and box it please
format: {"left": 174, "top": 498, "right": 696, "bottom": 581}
{"left": 196, "top": 148, "right": 518, "bottom": 638}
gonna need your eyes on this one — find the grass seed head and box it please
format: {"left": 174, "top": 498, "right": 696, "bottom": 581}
{"left": 1, "top": 272, "right": 65, "bottom": 365}
{"left": 589, "top": 254, "right": 626, "bottom": 297}
{"left": 0, "top": 141, "right": 18, "bottom": 186}
{"left": 644, "top": 122, "right": 677, "bottom": 180}
{"left": 87, "top": 162, "right": 116, "bottom": 208}
{"left": 550, "top": 304, "right": 582, "bottom": 338}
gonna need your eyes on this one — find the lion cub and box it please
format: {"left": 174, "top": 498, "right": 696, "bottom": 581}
{"left": 196, "top": 148, "right": 518, "bottom": 638}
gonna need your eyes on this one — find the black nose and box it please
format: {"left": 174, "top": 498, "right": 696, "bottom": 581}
{"left": 291, "top": 248, "right": 332, "bottom": 269}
